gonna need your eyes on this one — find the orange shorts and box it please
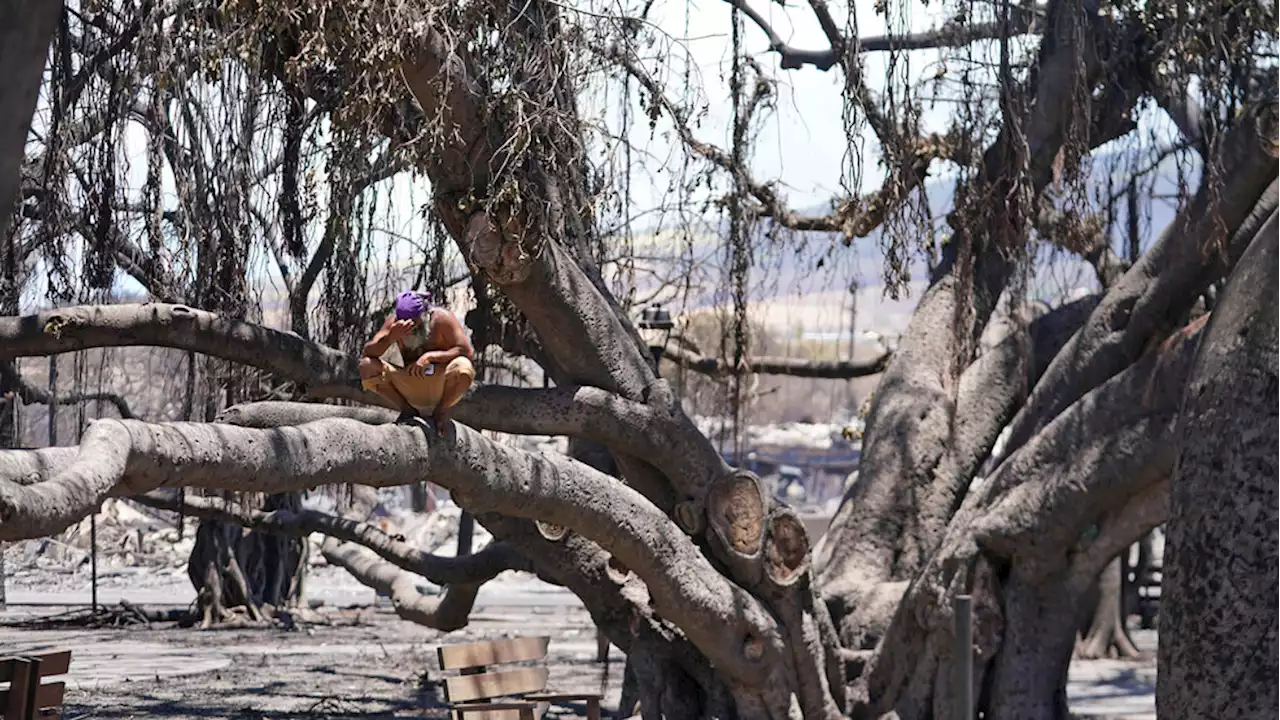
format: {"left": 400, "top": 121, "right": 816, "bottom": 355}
{"left": 361, "top": 356, "right": 475, "bottom": 413}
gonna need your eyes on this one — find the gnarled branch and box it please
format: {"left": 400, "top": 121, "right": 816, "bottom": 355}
{"left": 322, "top": 537, "right": 481, "bottom": 632}
{"left": 1002, "top": 106, "right": 1278, "bottom": 458}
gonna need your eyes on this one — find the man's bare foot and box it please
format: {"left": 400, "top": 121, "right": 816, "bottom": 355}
{"left": 431, "top": 409, "right": 451, "bottom": 435}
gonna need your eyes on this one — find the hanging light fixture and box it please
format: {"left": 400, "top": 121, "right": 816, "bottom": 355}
{"left": 638, "top": 303, "right": 675, "bottom": 371}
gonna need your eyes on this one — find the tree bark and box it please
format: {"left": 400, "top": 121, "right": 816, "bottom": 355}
{"left": 1157, "top": 210, "right": 1278, "bottom": 719}
{"left": 0, "top": 0, "right": 61, "bottom": 241}
{"left": 857, "top": 317, "right": 1203, "bottom": 719}
{"left": 1075, "top": 558, "right": 1142, "bottom": 660}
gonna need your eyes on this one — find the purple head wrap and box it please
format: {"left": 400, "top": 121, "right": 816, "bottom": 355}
{"left": 394, "top": 291, "right": 431, "bottom": 320}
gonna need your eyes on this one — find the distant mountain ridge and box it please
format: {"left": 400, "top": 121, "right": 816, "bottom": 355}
{"left": 623, "top": 146, "right": 1196, "bottom": 337}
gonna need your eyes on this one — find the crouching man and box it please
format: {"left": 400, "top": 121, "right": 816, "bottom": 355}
{"left": 360, "top": 290, "right": 475, "bottom": 433}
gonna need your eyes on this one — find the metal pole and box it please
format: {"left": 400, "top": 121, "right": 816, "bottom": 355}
{"left": 90, "top": 513, "right": 98, "bottom": 612}
{"left": 954, "top": 594, "right": 973, "bottom": 720}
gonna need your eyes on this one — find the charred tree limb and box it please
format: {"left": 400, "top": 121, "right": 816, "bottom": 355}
{"left": 1157, "top": 219, "right": 1278, "bottom": 719}
{"left": 726, "top": 0, "right": 1044, "bottom": 70}
{"left": 905, "top": 294, "right": 1100, "bottom": 564}
{"left": 0, "top": 303, "right": 368, "bottom": 403}
{"left": 215, "top": 390, "right": 707, "bottom": 494}
{"left": 663, "top": 344, "right": 890, "bottom": 379}
{"left": 320, "top": 536, "right": 481, "bottom": 632}
{"left": 0, "top": 0, "right": 61, "bottom": 242}
{"left": 0, "top": 360, "right": 136, "bottom": 418}
{"left": 971, "top": 321, "right": 1203, "bottom": 579}
{"left": 134, "top": 489, "right": 530, "bottom": 586}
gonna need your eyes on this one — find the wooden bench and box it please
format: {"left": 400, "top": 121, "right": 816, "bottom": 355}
{"left": 438, "top": 636, "right": 601, "bottom": 720}
{"left": 0, "top": 650, "right": 72, "bottom": 720}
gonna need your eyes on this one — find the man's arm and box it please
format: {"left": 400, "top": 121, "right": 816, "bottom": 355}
{"left": 417, "top": 311, "right": 475, "bottom": 366}
{"left": 363, "top": 314, "right": 399, "bottom": 358}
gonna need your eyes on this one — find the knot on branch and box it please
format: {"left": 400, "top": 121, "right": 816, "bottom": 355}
{"left": 465, "top": 210, "right": 532, "bottom": 284}
{"left": 674, "top": 500, "right": 705, "bottom": 535}
{"left": 604, "top": 554, "right": 631, "bottom": 585}
{"left": 42, "top": 315, "right": 70, "bottom": 339}
{"left": 536, "top": 519, "right": 568, "bottom": 541}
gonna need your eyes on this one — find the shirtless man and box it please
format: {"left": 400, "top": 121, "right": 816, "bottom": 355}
{"left": 359, "top": 290, "right": 476, "bottom": 433}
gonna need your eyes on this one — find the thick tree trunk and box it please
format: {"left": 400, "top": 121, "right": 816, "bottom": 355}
{"left": 855, "top": 313, "right": 1202, "bottom": 719}
{"left": 0, "top": 0, "right": 61, "bottom": 240}
{"left": 1157, "top": 212, "right": 1278, "bottom": 719}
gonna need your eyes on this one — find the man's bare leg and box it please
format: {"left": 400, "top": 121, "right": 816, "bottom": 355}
{"left": 431, "top": 368, "right": 474, "bottom": 434}
{"left": 359, "top": 357, "right": 418, "bottom": 421}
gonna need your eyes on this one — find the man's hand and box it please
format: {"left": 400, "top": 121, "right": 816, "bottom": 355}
{"left": 409, "top": 354, "right": 436, "bottom": 377}
{"left": 419, "top": 350, "right": 455, "bottom": 366}
{"left": 386, "top": 319, "right": 416, "bottom": 342}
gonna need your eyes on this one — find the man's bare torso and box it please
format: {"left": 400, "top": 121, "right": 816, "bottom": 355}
{"left": 397, "top": 309, "right": 450, "bottom": 364}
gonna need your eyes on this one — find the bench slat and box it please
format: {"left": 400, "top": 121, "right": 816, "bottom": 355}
{"left": 0, "top": 681, "right": 66, "bottom": 712}
{"left": 0, "top": 651, "right": 72, "bottom": 684}
{"left": 438, "top": 637, "right": 550, "bottom": 671}
{"left": 523, "top": 693, "right": 602, "bottom": 701}
{"left": 451, "top": 703, "right": 539, "bottom": 720}
{"left": 444, "top": 667, "right": 549, "bottom": 703}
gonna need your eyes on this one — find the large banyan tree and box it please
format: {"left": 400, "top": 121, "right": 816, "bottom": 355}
{"left": 1, "top": 0, "right": 1277, "bottom": 716}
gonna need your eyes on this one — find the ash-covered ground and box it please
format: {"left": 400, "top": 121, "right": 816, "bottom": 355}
{"left": 1, "top": 494, "right": 1157, "bottom": 719}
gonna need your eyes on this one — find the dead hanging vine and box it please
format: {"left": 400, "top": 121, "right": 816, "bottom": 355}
{"left": 726, "top": 0, "right": 751, "bottom": 457}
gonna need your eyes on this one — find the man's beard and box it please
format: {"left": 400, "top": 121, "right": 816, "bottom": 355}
{"left": 402, "top": 314, "right": 432, "bottom": 350}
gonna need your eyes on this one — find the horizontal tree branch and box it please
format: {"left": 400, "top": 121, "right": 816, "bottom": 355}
{"left": 663, "top": 345, "right": 890, "bottom": 379}
{"left": 214, "top": 387, "right": 710, "bottom": 491}
{"left": 857, "top": 6, "right": 1044, "bottom": 52}
{"left": 0, "top": 304, "right": 369, "bottom": 403}
{"left": 0, "top": 305, "right": 705, "bottom": 455}
{"left": 736, "top": 4, "right": 1044, "bottom": 70}
{"left": 0, "top": 416, "right": 789, "bottom": 688}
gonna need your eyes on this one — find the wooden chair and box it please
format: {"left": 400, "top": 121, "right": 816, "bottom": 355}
{"left": 0, "top": 650, "right": 72, "bottom": 720}
{"left": 437, "top": 636, "right": 602, "bottom": 720}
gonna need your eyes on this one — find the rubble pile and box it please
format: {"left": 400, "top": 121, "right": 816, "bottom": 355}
{"left": 3, "top": 498, "right": 197, "bottom": 593}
